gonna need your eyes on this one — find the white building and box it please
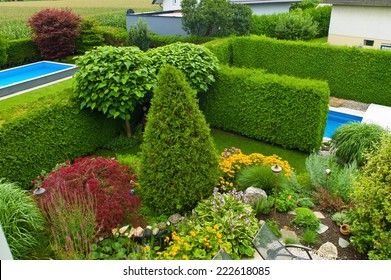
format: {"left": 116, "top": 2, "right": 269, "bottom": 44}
{"left": 324, "top": 0, "right": 391, "bottom": 50}
{"left": 152, "top": 0, "right": 301, "bottom": 15}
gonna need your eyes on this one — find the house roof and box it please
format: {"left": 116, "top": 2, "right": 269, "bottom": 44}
{"left": 323, "top": 0, "right": 391, "bottom": 7}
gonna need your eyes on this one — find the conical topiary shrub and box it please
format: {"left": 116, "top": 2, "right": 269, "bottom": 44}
{"left": 138, "top": 65, "right": 220, "bottom": 214}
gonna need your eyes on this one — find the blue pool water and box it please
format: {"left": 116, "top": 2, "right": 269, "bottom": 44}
{"left": 0, "top": 61, "right": 74, "bottom": 87}
{"left": 324, "top": 110, "right": 363, "bottom": 138}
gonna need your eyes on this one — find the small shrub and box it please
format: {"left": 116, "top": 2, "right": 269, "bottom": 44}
{"left": 284, "top": 237, "right": 300, "bottom": 245}
{"left": 276, "top": 190, "right": 298, "bottom": 212}
{"left": 275, "top": 9, "right": 318, "bottom": 41}
{"left": 75, "top": 18, "right": 104, "bottom": 54}
{"left": 254, "top": 197, "right": 274, "bottom": 215}
{"left": 0, "top": 180, "right": 46, "bottom": 259}
{"left": 331, "top": 122, "right": 384, "bottom": 166}
{"left": 266, "top": 220, "right": 281, "bottom": 238}
{"left": 28, "top": 8, "right": 82, "bottom": 60}
{"left": 36, "top": 157, "right": 144, "bottom": 235}
{"left": 236, "top": 164, "right": 280, "bottom": 194}
{"left": 297, "top": 197, "right": 315, "bottom": 208}
{"left": 300, "top": 229, "right": 320, "bottom": 246}
{"left": 291, "top": 207, "right": 320, "bottom": 231}
{"left": 331, "top": 212, "right": 351, "bottom": 226}
{"left": 127, "top": 18, "right": 151, "bottom": 51}
{"left": 312, "top": 188, "right": 345, "bottom": 213}
{"left": 96, "top": 26, "right": 128, "bottom": 46}
{"left": 305, "top": 5, "right": 331, "bottom": 38}
{"left": 250, "top": 13, "right": 280, "bottom": 37}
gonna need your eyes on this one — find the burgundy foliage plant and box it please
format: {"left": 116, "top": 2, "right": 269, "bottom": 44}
{"left": 28, "top": 8, "right": 82, "bottom": 60}
{"left": 35, "top": 157, "right": 145, "bottom": 235}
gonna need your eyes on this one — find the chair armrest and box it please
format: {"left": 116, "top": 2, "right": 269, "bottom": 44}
{"left": 285, "top": 244, "right": 313, "bottom": 260}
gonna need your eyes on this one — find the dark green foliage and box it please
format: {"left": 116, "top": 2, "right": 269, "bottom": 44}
{"left": 305, "top": 6, "right": 331, "bottom": 37}
{"left": 249, "top": 13, "right": 280, "bottom": 37}
{"left": 275, "top": 9, "right": 318, "bottom": 41}
{"left": 149, "top": 34, "right": 214, "bottom": 48}
{"left": 126, "top": 18, "right": 151, "bottom": 51}
{"left": 5, "top": 38, "right": 40, "bottom": 67}
{"left": 75, "top": 19, "right": 104, "bottom": 54}
{"left": 225, "top": 35, "right": 391, "bottom": 106}
{"left": 291, "top": 207, "right": 320, "bottom": 230}
{"left": 0, "top": 91, "right": 121, "bottom": 188}
{"left": 96, "top": 26, "right": 128, "bottom": 46}
{"left": 291, "top": 0, "right": 321, "bottom": 10}
{"left": 230, "top": 3, "right": 253, "bottom": 36}
{"left": 331, "top": 122, "right": 384, "bottom": 166}
{"left": 200, "top": 65, "right": 329, "bottom": 152}
{"left": 300, "top": 229, "right": 320, "bottom": 246}
{"left": 350, "top": 134, "right": 391, "bottom": 260}
{"left": 139, "top": 65, "right": 220, "bottom": 214}
{"left": 0, "top": 35, "right": 7, "bottom": 67}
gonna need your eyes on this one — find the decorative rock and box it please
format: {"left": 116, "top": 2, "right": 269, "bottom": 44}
{"left": 152, "top": 228, "right": 160, "bottom": 236}
{"left": 158, "top": 222, "right": 167, "bottom": 230}
{"left": 119, "top": 225, "right": 130, "bottom": 235}
{"left": 243, "top": 187, "right": 267, "bottom": 207}
{"left": 317, "top": 242, "right": 338, "bottom": 260}
{"left": 168, "top": 213, "right": 182, "bottom": 225}
{"left": 338, "top": 237, "right": 350, "bottom": 248}
{"left": 156, "top": 229, "right": 168, "bottom": 238}
{"left": 132, "top": 226, "right": 144, "bottom": 238}
{"left": 313, "top": 211, "right": 326, "bottom": 219}
{"left": 288, "top": 211, "right": 296, "bottom": 215}
{"left": 317, "top": 224, "right": 329, "bottom": 234}
{"left": 259, "top": 220, "right": 265, "bottom": 225}
{"left": 144, "top": 228, "right": 152, "bottom": 239}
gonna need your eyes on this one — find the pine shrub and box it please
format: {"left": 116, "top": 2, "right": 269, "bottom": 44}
{"left": 138, "top": 65, "right": 220, "bottom": 214}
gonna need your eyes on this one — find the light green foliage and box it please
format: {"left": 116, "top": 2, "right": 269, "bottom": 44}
{"left": 0, "top": 34, "right": 7, "bottom": 67}
{"left": 305, "top": 6, "right": 331, "bottom": 37}
{"left": 138, "top": 65, "right": 220, "bottom": 214}
{"left": 115, "top": 154, "right": 141, "bottom": 175}
{"left": 75, "top": 18, "right": 104, "bottom": 54}
{"left": 96, "top": 26, "right": 128, "bottom": 46}
{"left": 0, "top": 180, "right": 46, "bottom": 259}
{"left": 275, "top": 9, "right": 318, "bottom": 41}
{"left": 147, "top": 42, "right": 219, "bottom": 93}
{"left": 181, "top": 0, "right": 252, "bottom": 37}
{"left": 254, "top": 197, "right": 274, "bottom": 215}
{"left": 331, "top": 212, "right": 350, "bottom": 226}
{"left": 350, "top": 134, "right": 391, "bottom": 260}
{"left": 297, "top": 197, "right": 314, "bottom": 208}
{"left": 332, "top": 122, "right": 385, "bottom": 166}
{"left": 236, "top": 164, "right": 280, "bottom": 194}
{"left": 291, "top": 207, "right": 320, "bottom": 231}
{"left": 73, "top": 46, "right": 155, "bottom": 136}
{"left": 127, "top": 18, "right": 151, "bottom": 51}
{"left": 266, "top": 220, "right": 281, "bottom": 238}
{"left": 0, "top": 19, "right": 30, "bottom": 40}
{"left": 300, "top": 229, "right": 319, "bottom": 246}
{"left": 149, "top": 34, "right": 214, "bottom": 48}
{"left": 291, "top": 0, "right": 321, "bottom": 11}
{"left": 276, "top": 190, "right": 298, "bottom": 212}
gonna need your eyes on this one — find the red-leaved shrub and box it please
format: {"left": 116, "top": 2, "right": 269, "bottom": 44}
{"left": 28, "top": 8, "right": 82, "bottom": 60}
{"left": 35, "top": 157, "right": 145, "bottom": 235}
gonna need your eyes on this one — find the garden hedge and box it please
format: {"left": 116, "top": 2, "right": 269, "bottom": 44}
{"left": 0, "top": 35, "right": 7, "bottom": 67}
{"left": 0, "top": 91, "right": 121, "bottom": 188}
{"left": 5, "top": 38, "right": 41, "bottom": 67}
{"left": 226, "top": 36, "right": 391, "bottom": 106}
{"left": 200, "top": 66, "right": 329, "bottom": 152}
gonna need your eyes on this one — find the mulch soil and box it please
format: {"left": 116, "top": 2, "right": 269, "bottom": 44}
{"left": 257, "top": 205, "right": 367, "bottom": 260}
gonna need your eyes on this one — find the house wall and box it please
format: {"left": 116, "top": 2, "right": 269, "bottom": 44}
{"left": 328, "top": 5, "right": 391, "bottom": 49}
{"left": 163, "top": 0, "right": 181, "bottom": 11}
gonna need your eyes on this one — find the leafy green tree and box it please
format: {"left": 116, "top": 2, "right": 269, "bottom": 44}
{"left": 73, "top": 46, "right": 155, "bottom": 137}
{"left": 126, "top": 18, "right": 151, "bottom": 51}
{"left": 350, "top": 134, "right": 391, "bottom": 260}
{"left": 275, "top": 9, "right": 318, "bottom": 41}
{"left": 138, "top": 65, "right": 220, "bottom": 214}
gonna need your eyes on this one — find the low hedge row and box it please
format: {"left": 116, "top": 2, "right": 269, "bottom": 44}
{"left": 0, "top": 35, "right": 7, "bottom": 67}
{"left": 200, "top": 66, "right": 329, "bottom": 153}
{"left": 5, "top": 38, "right": 41, "bottom": 67}
{"left": 206, "top": 36, "right": 391, "bottom": 106}
{"left": 0, "top": 90, "right": 121, "bottom": 188}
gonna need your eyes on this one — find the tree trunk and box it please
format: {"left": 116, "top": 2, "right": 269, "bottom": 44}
{"left": 125, "top": 119, "right": 132, "bottom": 138}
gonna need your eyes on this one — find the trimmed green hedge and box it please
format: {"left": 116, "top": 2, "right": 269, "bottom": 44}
{"left": 5, "top": 38, "right": 41, "bottom": 67}
{"left": 150, "top": 34, "right": 214, "bottom": 48}
{"left": 96, "top": 26, "right": 128, "bottom": 46}
{"left": 0, "top": 90, "right": 121, "bottom": 188}
{"left": 200, "top": 66, "right": 329, "bottom": 153}
{"left": 226, "top": 36, "right": 391, "bottom": 106}
{"left": 203, "top": 38, "right": 232, "bottom": 65}
{"left": 0, "top": 35, "right": 7, "bottom": 67}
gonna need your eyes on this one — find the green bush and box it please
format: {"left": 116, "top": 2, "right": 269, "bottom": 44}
{"left": 0, "top": 180, "right": 46, "bottom": 259}
{"left": 275, "top": 9, "right": 318, "bottom": 41}
{"left": 75, "top": 19, "right": 104, "bottom": 54}
{"left": 0, "top": 90, "right": 121, "bottom": 187}
{"left": 249, "top": 13, "right": 280, "bottom": 37}
{"left": 200, "top": 65, "right": 329, "bottom": 152}
{"left": 138, "top": 65, "right": 220, "bottom": 214}
{"left": 126, "top": 18, "right": 151, "bottom": 51}
{"left": 236, "top": 164, "right": 280, "bottom": 194}
{"left": 5, "top": 38, "right": 41, "bottom": 67}
{"left": 254, "top": 197, "right": 274, "bottom": 215}
{"left": 203, "top": 37, "right": 232, "bottom": 65}
{"left": 222, "top": 35, "right": 391, "bottom": 106}
{"left": 331, "top": 122, "right": 385, "bottom": 166}
{"left": 150, "top": 34, "right": 214, "bottom": 48}
{"left": 276, "top": 190, "right": 298, "bottom": 212}
{"left": 96, "top": 26, "right": 128, "bottom": 46}
{"left": 305, "top": 6, "right": 331, "bottom": 38}
{"left": 349, "top": 134, "right": 391, "bottom": 260}
{"left": 0, "top": 35, "right": 7, "bottom": 67}
{"left": 291, "top": 207, "right": 320, "bottom": 231}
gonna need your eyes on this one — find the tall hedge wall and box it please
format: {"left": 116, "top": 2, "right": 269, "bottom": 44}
{"left": 5, "top": 38, "right": 41, "bottom": 67}
{"left": 228, "top": 36, "right": 391, "bottom": 106}
{"left": 200, "top": 66, "right": 329, "bottom": 153}
{"left": 0, "top": 91, "right": 121, "bottom": 188}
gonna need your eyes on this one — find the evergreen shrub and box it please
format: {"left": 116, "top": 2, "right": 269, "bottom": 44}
{"left": 139, "top": 65, "right": 220, "bottom": 214}
{"left": 0, "top": 35, "right": 8, "bottom": 67}
{"left": 96, "top": 26, "right": 128, "bottom": 46}
{"left": 0, "top": 91, "right": 121, "bottom": 188}
{"left": 75, "top": 19, "right": 104, "bottom": 54}
{"left": 200, "top": 65, "right": 329, "bottom": 152}
{"left": 5, "top": 38, "right": 40, "bottom": 67}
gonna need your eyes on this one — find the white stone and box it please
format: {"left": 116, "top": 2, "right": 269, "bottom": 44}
{"left": 288, "top": 211, "right": 296, "bottom": 215}
{"left": 119, "top": 225, "right": 130, "bottom": 235}
{"left": 168, "top": 213, "right": 182, "bottom": 224}
{"left": 338, "top": 237, "right": 350, "bottom": 248}
{"left": 244, "top": 187, "right": 268, "bottom": 207}
{"left": 313, "top": 211, "right": 326, "bottom": 219}
{"left": 317, "top": 224, "right": 329, "bottom": 234}
{"left": 317, "top": 242, "right": 338, "bottom": 260}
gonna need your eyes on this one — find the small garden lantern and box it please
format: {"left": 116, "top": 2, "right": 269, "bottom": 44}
{"left": 33, "top": 187, "right": 45, "bottom": 195}
{"left": 326, "top": 168, "right": 331, "bottom": 189}
{"left": 271, "top": 165, "right": 282, "bottom": 220}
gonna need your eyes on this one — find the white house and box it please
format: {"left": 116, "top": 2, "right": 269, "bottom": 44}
{"left": 152, "top": 0, "right": 302, "bottom": 15}
{"left": 324, "top": 0, "right": 391, "bottom": 50}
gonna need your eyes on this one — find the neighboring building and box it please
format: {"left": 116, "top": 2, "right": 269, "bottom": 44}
{"left": 152, "top": 0, "right": 301, "bottom": 15}
{"left": 324, "top": 0, "right": 391, "bottom": 50}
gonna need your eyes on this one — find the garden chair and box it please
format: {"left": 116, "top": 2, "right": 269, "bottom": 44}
{"left": 212, "top": 248, "right": 232, "bottom": 260}
{"left": 252, "top": 223, "right": 313, "bottom": 260}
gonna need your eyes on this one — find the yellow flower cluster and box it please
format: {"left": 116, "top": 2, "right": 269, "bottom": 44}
{"left": 218, "top": 150, "right": 292, "bottom": 188}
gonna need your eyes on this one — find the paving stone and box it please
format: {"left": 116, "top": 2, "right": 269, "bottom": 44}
{"left": 288, "top": 211, "right": 296, "bottom": 215}
{"left": 317, "top": 224, "right": 329, "bottom": 234}
{"left": 338, "top": 237, "right": 350, "bottom": 248}
{"left": 317, "top": 242, "right": 338, "bottom": 260}
{"left": 313, "top": 211, "right": 326, "bottom": 219}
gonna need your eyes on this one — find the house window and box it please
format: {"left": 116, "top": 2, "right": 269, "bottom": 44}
{"left": 380, "top": 44, "right": 391, "bottom": 51}
{"left": 363, "top": 40, "right": 374, "bottom": 47}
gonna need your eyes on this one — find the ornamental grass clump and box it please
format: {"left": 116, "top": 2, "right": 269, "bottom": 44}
{"left": 0, "top": 180, "right": 46, "bottom": 259}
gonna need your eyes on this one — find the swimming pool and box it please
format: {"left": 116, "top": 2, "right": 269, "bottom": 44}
{"left": 0, "top": 61, "right": 77, "bottom": 98}
{"left": 324, "top": 110, "right": 363, "bottom": 139}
